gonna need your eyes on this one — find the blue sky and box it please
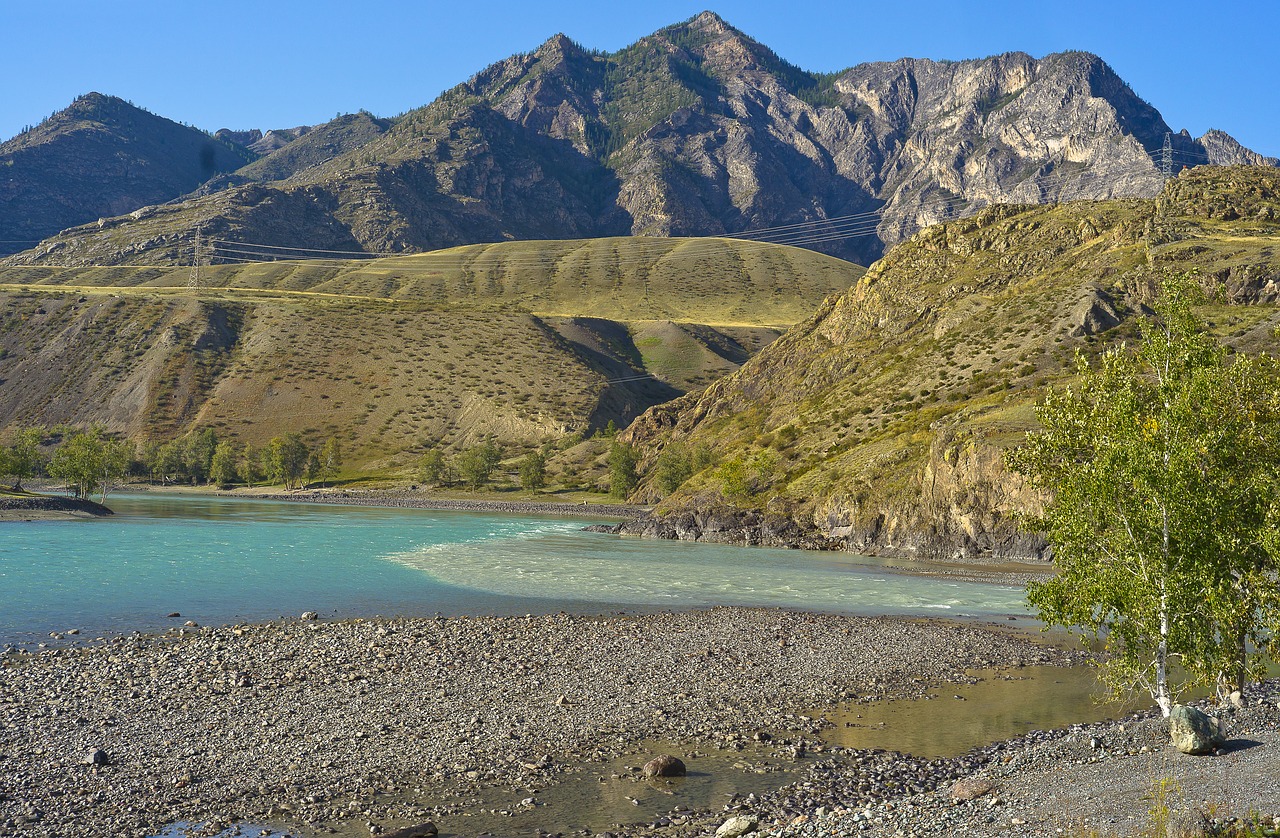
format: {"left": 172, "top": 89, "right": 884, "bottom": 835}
{"left": 3, "top": 0, "right": 1276, "bottom": 156}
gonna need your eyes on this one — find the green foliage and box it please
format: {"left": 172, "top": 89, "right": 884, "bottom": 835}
{"left": 238, "top": 443, "right": 261, "bottom": 488}
{"left": 316, "top": 438, "right": 343, "bottom": 487}
{"left": 607, "top": 440, "right": 639, "bottom": 499}
{"left": 1007, "top": 274, "right": 1280, "bottom": 713}
{"left": 519, "top": 450, "right": 547, "bottom": 490}
{"left": 209, "top": 441, "right": 239, "bottom": 489}
{"left": 655, "top": 442, "right": 714, "bottom": 495}
{"left": 418, "top": 449, "right": 447, "bottom": 486}
{"left": 0, "top": 427, "right": 45, "bottom": 489}
{"left": 265, "top": 433, "right": 310, "bottom": 490}
{"left": 182, "top": 428, "right": 218, "bottom": 485}
{"left": 47, "top": 426, "right": 129, "bottom": 502}
{"left": 718, "top": 450, "right": 777, "bottom": 501}
{"left": 456, "top": 441, "right": 501, "bottom": 489}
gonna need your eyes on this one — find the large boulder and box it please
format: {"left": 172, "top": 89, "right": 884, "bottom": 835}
{"left": 1169, "top": 705, "right": 1225, "bottom": 755}
{"left": 642, "top": 754, "right": 686, "bottom": 778}
{"left": 715, "top": 814, "right": 759, "bottom": 838}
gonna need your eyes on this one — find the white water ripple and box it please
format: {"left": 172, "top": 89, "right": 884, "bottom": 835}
{"left": 383, "top": 528, "right": 1029, "bottom": 616}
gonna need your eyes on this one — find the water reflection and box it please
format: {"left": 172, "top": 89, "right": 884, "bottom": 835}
{"left": 815, "top": 665, "right": 1149, "bottom": 758}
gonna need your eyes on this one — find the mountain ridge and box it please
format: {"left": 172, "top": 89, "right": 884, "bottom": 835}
{"left": 3, "top": 13, "right": 1273, "bottom": 268}
{"left": 0, "top": 93, "right": 253, "bottom": 257}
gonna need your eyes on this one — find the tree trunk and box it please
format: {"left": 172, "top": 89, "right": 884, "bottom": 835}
{"left": 1156, "top": 584, "right": 1171, "bottom": 717}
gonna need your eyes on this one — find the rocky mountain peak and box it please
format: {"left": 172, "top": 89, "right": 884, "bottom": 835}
{"left": 4, "top": 17, "right": 1274, "bottom": 269}
{"left": 689, "top": 10, "right": 730, "bottom": 31}
{"left": 1199, "top": 129, "right": 1279, "bottom": 166}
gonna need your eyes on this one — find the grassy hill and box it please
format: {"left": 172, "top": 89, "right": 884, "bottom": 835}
{"left": 616, "top": 166, "right": 1280, "bottom": 557}
{"left": 0, "top": 237, "right": 859, "bottom": 472}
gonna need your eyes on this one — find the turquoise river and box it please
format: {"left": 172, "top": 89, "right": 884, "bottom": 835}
{"left": 0, "top": 493, "right": 1031, "bottom": 646}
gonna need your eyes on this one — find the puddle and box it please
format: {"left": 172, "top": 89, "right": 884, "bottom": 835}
{"left": 432, "top": 740, "right": 806, "bottom": 836}
{"left": 814, "top": 665, "right": 1149, "bottom": 758}
{"left": 152, "top": 825, "right": 293, "bottom": 838}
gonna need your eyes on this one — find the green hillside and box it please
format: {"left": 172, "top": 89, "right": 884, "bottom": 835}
{"left": 0, "top": 237, "right": 858, "bottom": 471}
{"left": 4, "top": 236, "right": 860, "bottom": 326}
{"left": 617, "top": 166, "right": 1280, "bottom": 558}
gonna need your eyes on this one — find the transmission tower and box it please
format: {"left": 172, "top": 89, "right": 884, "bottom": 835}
{"left": 187, "top": 227, "right": 203, "bottom": 293}
{"left": 1161, "top": 132, "right": 1173, "bottom": 179}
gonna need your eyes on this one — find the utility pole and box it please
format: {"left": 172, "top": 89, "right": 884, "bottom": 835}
{"left": 1161, "top": 132, "right": 1173, "bottom": 180}
{"left": 187, "top": 227, "right": 203, "bottom": 293}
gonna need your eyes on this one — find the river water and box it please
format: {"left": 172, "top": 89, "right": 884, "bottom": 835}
{"left": 5, "top": 493, "right": 1155, "bottom": 838}
{"left": 0, "top": 492, "right": 1030, "bottom": 646}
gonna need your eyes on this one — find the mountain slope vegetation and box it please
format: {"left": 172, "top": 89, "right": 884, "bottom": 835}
{"left": 0, "top": 237, "right": 855, "bottom": 469}
{"left": 616, "top": 166, "right": 1280, "bottom": 558}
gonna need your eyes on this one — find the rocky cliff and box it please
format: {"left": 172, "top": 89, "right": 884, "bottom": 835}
{"left": 617, "top": 166, "right": 1280, "bottom": 560}
{"left": 4, "top": 13, "right": 1273, "bottom": 268}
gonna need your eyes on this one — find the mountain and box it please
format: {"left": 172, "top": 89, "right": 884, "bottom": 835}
{"left": 0, "top": 93, "right": 253, "bottom": 257}
{"left": 0, "top": 237, "right": 854, "bottom": 467}
{"left": 611, "top": 166, "right": 1280, "bottom": 558}
{"left": 200, "top": 112, "right": 391, "bottom": 194}
{"left": 4, "top": 12, "right": 1273, "bottom": 268}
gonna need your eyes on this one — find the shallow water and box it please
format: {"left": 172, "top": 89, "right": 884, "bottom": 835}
{"left": 0, "top": 492, "right": 1029, "bottom": 646}
{"left": 814, "top": 665, "right": 1148, "bottom": 758}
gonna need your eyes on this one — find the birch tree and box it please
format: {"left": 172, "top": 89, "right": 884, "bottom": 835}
{"left": 1007, "top": 275, "right": 1280, "bottom": 715}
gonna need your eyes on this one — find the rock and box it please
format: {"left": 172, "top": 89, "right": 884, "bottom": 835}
{"left": 381, "top": 824, "right": 437, "bottom": 838}
{"left": 301, "top": 611, "right": 318, "bottom": 620}
{"left": 715, "top": 814, "right": 759, "bottom": 838}
{"left": 183, "top": 620, "right": 199, "bottom": 628}
{"left": 83, "top": 749, "right": 109, "bottom": 766}
{"left": 166, "top": 612, "right": 181, "bottom": 618}
{"left": 949, "top": 775, "right": 995, "bottom": 801}
{"left": 642, "top": 754, "right": 686, "bottom": 778}
{"left": 1169, "top": 705, "right": 1225, "bottom": 754}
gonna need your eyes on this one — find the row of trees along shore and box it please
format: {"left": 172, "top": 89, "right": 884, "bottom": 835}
{"left": 0, "top": 426, "right": 344, "bottom": 500}
{"left": 1009, "top": 274, "right": 1280, "bottom": 714}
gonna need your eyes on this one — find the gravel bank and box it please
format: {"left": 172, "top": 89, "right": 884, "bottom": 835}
{"left": 0, "top": 608, "right": 1079, "bottom": 838}
{"left": 765, "top": 683, "right": 1280, "bottom": 838}
{"left": 0, "top": 494, "right": 112, "bottom": 521}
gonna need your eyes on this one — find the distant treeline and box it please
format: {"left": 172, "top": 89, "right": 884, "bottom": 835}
{"left": 0, "top": 425, "right": 344, "bottom": 498}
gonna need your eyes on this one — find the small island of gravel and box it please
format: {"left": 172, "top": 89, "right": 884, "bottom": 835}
{"left": 0, "top": 492, "right": 113, "bottom": 521}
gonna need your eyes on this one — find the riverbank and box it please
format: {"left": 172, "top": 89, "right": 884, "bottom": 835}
{"left": 0, "top": 492, "right": 112, "bottom": 521}
{"left": 3, "top": 608, "right": 1083, "bottom": 838}
{"left": 125, "top": 482, "right": 650, "bottom": 520}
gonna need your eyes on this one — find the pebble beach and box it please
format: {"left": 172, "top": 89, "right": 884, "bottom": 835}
{"left": 4, "top": 607, "right": 1094, "bottom": 838}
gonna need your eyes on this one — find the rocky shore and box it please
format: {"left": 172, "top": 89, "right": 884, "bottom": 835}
{"left": 3, "top": 608, "right": 1082, "bottom": 838}
{"left": 0, "top": 493, "right": 112, "bottom": 521}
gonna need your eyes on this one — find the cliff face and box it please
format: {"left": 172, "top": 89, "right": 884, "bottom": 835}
{"left": 0, "top": 94, "right": 253, "bottom": 257}
{"left": 5, "top": 14, "right": 1273, "bottom": 267}
{"left": 619, "top": 166, "right": 1280, "bottom": 560}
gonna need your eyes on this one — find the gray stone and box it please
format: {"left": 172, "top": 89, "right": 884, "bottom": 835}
{"left": 715, "top": 814, "right": 759, "bottom": 838}
{"left": 83, "top": 749, "right": 109, "bottom": 766}
{"left": 1169, "top": 705, "right": 1224, "bottom": 755}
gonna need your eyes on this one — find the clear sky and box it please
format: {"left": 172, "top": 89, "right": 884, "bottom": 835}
{"left": 2, "top": 0, "right": 1276, "bottom": 156}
